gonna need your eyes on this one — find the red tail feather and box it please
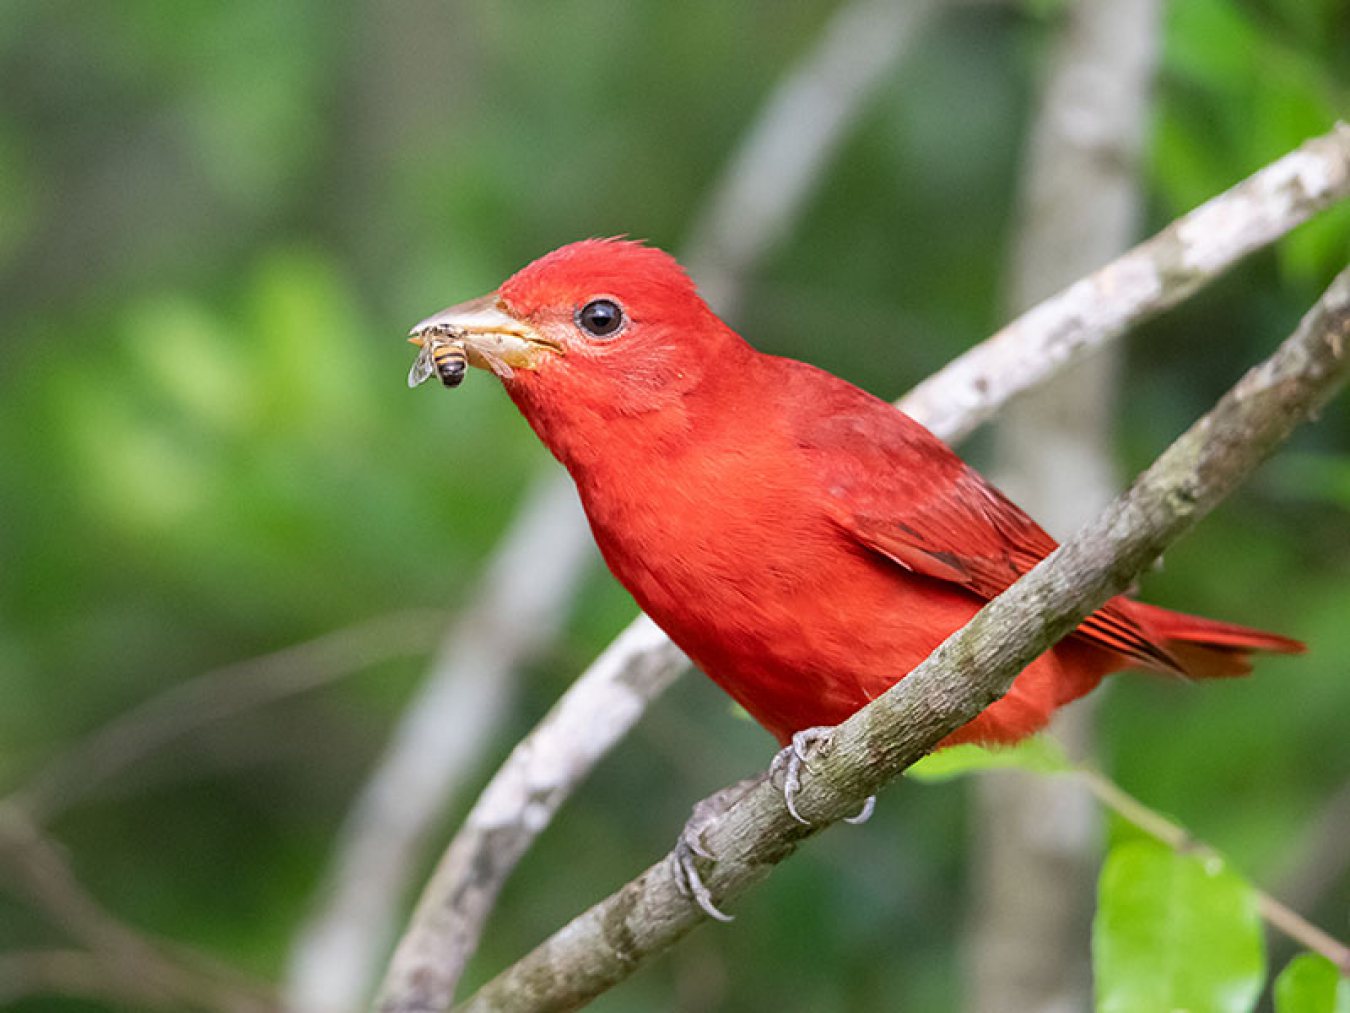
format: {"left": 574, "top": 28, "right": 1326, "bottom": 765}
{"left": 1125, "top": 600, "right": 1306, "bottom": 679}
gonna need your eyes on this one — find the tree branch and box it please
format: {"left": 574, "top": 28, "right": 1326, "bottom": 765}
{"left": 973, "top": 0, "right": 1159, "bottom": 1007}
{"left": 1272, "top": 777, "right": 1350, "bottom": 943}
{"left": 0, "top": 806, "right": 279, "bottom": 1013}
{"left": 373, "top": 1, "right": 939, "bottom": 1006}
{"left": 904, "top": 123, "right": 1350, "bottom": 445}
{"left": 285, "top": 475, "right": 594, "bottom": 1013}
{"left": 378, "top": 125, "right": 1350, "bottom": 1013}
{"left": 1078, "top": 770, "right": 1350, "bottom": 974}
{"left": 5, "top": 610, "right": 444, "bottom": 825}
{"left": 453, "top": 266, "right": 1350, "bottom": 1011}
{"left": 0, "top": 949, "right": 193, "bottom": 1009}
{"left": 375, "top": 616, "right": 685, "bottom": 1011}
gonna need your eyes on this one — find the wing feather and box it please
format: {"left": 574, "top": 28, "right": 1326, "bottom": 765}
{"left": 795, "top": 387, "right": 1183, "bottom": 674}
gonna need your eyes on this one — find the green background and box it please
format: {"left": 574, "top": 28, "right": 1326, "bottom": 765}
{"left": 1, "top": 1, "right": 1347, "bottom": 1009}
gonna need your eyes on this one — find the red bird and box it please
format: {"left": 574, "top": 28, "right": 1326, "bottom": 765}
{"left": 411, "top": 239, "right": 1302, "bottom": 755}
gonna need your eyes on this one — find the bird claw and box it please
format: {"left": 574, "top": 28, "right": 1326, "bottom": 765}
{"left": 670, "top": 735, "right": 878, "bottom": 919}
{"left": 770, "top": 726, "right": 834, "bottom": 824}
{"left": 671, "top": 776, "right": 762, "bottom": 923}
{"left": 845, "top": 795, "right": 877, "bottom": 825}
{"left": 770, "top": 726, "right": 876, "bottom": 826}
{"left": 673, "top": 836, "right": 733, "bottom": 923}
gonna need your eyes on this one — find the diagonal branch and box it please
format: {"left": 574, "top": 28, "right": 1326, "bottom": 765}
{"left": 903, "top": 122, "right": 1350, "bottom": 444}
{"left": 452, "top": 266, "right": 1350, "bottom": 1011}
{"left": 375, "top": 616, "right": 686, "bottom": 1012}
{"left": 372, "top": 1, "right": 940, "bottom": 1006}
{"left": 6, "top": 609, "right": 444, "bottom": 825}
{"left": 378, "top": 123, "right": 1350, "bottom": 1012}
{"left": 0, "top": 806, "right": 279, "bottom": 1013}
{"left": 286, "top": 475, "right": 593, "bottom": 1013}
{"left": 1077, "top": 770, "right": 1350, "bottom": 974}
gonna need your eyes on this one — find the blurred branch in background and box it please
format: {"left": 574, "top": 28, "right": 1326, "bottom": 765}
{"left": 454, "top": 266, "right": 1350, "bottom": 1012}
{"left": 1270, "top": 777, "right": 1350, "bottom": 969}
{"left": 901, "top": 123, "right": 1350, "bottom": 445}
{"left": 974, "top": 0, "right": 1159, "bottom": 1009}
{"left": 376, "top": 122, "right": 1350, "bottom": 1012}
{"left": 371, "top": 1, "right": 940, "bottom": 1007}
{"left": 683, "top": 0, "right": 939, "bottom": 317}
{"left": 0, "top": 807, "right": 279, "bottom": 1012}
{"left": 285, "top": 475, "right": 593, "bottom": 1013}
{"left": 0, "top": 950, "right": 212, "bottom": 1012}
{"left": 1077, "top": 770, "right": 1350, "bottom": 975}
{"left": 378, "top": 616, "right": 685, "bottom": 1012}
{"left": 4, "top": 610, "right": 444, "bottom": 825}
{"left": 2, "top": 5, "right": 1345, "bottom": 1011}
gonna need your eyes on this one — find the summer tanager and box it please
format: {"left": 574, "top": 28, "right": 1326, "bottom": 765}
{"left": 410, "top": 239, "right": 1303, "bottom": 753}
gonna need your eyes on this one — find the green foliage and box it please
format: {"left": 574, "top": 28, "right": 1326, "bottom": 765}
{"left": 1156, "top": 0, "right": 1350, "bottom": 286}
{"left": 0, "top": 0, "right": 1346, "bottom": 1009}
{"left": 1094, "top": 840, "right": 1265, "bottom": 1013}
{"left": 906, "top": 735, "right": 1072, "bottom": 782}
{"left": 1275, "top": 954, "right": 1350, "bottom": 1013}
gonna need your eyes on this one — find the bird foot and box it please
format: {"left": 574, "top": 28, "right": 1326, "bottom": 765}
{"left": 671, "top": 775, "right": 763, "bottom": 923}
{"left": 769, "top": 726, "right": 876, "bottom": 826}
{"left": 845, "top": 794, "right": 877, "bottom": 825}
{"left": 769, "top": 726, "right": 833, "bottom": 824}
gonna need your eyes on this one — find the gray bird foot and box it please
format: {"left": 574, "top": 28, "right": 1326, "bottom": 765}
{"left": 672, "top": 775, "right": 763, "bottom": 923}
{"left": 769, "top": 725, "right": 876, "bottom": 826}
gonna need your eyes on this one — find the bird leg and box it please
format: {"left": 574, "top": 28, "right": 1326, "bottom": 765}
{"left": 770, "top": 725, "right": 876, "bottom": 826}
{"left": 673, "top": 731, "right": 879, "bottom": 921}
{"left": 672, "top": 774, "right": 764, "bottom": 923}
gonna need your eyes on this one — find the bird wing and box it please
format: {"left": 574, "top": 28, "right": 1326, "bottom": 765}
{"left": 795, "top": 388, "right": 1182, "bottom": 673}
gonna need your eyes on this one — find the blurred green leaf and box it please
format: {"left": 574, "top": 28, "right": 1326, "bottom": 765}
{"left": 0, "top": 123, "right": 34, "bottom": 267}
{"left": 1094, "top": 839, "right": 1265, "bottom": 1013}
{"left": 1, "top": 2, "right": 1346, "bottom": 1007}
{"left": 124, "top": 294, "right": 256, "bottom": 436}
{"left": 907, "top": 736, "right": 1072, "bottom": 782}
{"left": 1270, "top": 453, "right": 1350, "bottom": 510}
{"left": 1155, "top": 0, "right": 1350, "bottom": 288}
{"left": 1166, "top": 0, "right": 1260, "bottom": 92}
{"left": 1275, "top": 954, "right": 1350, "bottom": 1013}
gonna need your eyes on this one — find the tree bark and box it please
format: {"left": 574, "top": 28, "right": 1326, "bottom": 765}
{"left": 449, "top": 266, "right": 1350, "bottom": 1012}
{"left": 376, "top": 125, "right": 1350, "bottom": 1013}
{"left": 972, "top": 2, "right": 1159, "bottom": 1010}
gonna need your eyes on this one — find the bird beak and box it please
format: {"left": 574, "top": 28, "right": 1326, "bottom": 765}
{"left": 408, "top": 294, "right": 561, "bottom": 378}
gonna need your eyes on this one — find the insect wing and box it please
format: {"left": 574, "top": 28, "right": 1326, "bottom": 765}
{"left": 407, "top": 344, "right": 438, "bottom": 388}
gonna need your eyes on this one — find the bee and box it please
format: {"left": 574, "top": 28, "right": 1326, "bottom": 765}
{"left": 408, "top": 334, "right": 469, "bottom": 389}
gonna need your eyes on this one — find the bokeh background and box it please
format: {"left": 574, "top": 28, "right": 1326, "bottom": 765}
{"left": 1, "top": 1, "right": 1347, "bottom": 1010}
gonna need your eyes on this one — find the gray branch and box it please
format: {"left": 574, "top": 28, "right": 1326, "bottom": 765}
{"left": 7, "top": 610, "right": 444, "bottom": 825}
{"left": 372, "top": 1, "right": 937, "bottom": 1007}
{"left": 454, "top": 264, "right": 1350, "bottom": 1013}
{"left": 376, "top": 617, "right": 685, "bottom": 1013}
{"left": 286, "top": 476, "right": 593, "bottom": 1013}
{"left": 903, "top": 122, "right": 1350, "bottom": 445}
{"left": 377, "top": 124, "right": 1350, "bottom": 1013}
{"left": 973, "top": 0, "right": 1160, "bottom": 1008}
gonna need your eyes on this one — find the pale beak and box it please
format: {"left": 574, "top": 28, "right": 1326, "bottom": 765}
{"left": 408, "top": 293, "right": 561, "bottom": 379}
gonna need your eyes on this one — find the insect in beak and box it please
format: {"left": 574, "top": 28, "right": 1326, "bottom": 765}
{"left": 407, "top": 294, "right": 562, "bottom": 384}
{"left": 407, "top": 332, "right": 468, "bottom": 389}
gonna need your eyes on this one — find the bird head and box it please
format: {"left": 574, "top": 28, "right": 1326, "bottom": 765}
{"left": 409, "top": 239, "right": 746, "bottom": 427}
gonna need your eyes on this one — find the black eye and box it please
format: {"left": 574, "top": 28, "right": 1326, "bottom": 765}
{"left": 576, "top": 299, "right": 625, "bottom": 338}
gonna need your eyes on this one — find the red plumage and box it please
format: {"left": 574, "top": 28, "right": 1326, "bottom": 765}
{"left": 431, "top": 239, "right": 1304, "bottom": 747}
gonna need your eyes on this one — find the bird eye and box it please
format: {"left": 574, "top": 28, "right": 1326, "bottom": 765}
{"left": 576, "top": 299, "right": 625, "bottom": 339}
